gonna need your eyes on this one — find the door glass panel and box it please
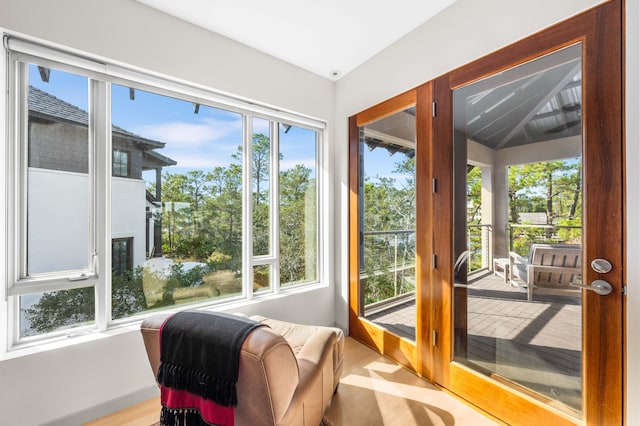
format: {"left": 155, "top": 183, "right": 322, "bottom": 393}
{"left": 359, "top": 107, "right": 417, "bottom": 341}
{"left": 452, "top": 44, "right": 583, "bottom": 415}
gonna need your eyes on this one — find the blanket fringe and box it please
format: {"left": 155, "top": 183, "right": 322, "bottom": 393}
{"left": 161, "top": 406, "right": 215, "bottom": 426}
{"left": 158, "top": 362, "right": 237, "bottom": 407}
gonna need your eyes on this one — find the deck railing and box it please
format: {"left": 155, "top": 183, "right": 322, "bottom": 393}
{"left": 360, "top": 229, "right": 416, "bottom": 307}
{"left": 467, "top": 223, "right": 582, "bottom": 273}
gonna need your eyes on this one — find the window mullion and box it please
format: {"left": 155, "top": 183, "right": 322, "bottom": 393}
{"left": 93, "top": 80, "right": 111, "bottom": 331}
{"left": 242, "top": 116, "right": 254, "bottom": 300}
{"left": 271, "top": 122, "right": 280, "bottom": 293}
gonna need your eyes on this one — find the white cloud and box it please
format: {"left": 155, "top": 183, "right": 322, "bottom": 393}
{"left": 134, "top": 117, "right": 242, "bottom": 146}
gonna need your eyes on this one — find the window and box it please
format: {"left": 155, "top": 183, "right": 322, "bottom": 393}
{"left": 112, "top": 149, "right": 131, "bottom": 177}
{"left": 112, "top": 238, "right": 133, "bottom": 276}
{"left": 5, "top": 39, "right": 325, "bottom": 347}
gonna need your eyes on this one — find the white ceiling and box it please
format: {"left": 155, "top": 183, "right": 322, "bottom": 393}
{"left": 135, "top": 0, "right": 457, "bottom": 80}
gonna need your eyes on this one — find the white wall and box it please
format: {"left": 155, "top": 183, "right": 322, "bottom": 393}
{"left": 27, "top": 169, "right": 90, "bottom": 274}
{"left": 0, "top": 0, "right": 336, "bottom": 424}
{"left": 112, "top": 177, "right": 147, "bottom": 268}
{"left": 625, "top": 0, "right": 640, "bottom": 423}
{"left": 334, "top": 0, "right": 639, "bottom": 423}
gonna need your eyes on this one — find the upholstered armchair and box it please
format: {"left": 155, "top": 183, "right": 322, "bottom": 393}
{"left": 141, "top": 313, "right": 344, "bottom": 426}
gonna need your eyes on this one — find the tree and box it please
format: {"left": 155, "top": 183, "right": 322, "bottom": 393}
{"left": 279, "top": 164, "right": 315, "bottom": 284}
{"left": 507, "top": 159, "right": 582, "bottom": 253}
{"left": 25, "top": 268, "right": 148, "bottom": 333}
{"left": 361, "top": 153, "right": 416, "bottom": 304}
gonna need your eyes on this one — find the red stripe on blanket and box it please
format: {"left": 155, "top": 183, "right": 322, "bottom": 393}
{"left": 161, "top": 385, "right": 235, "bottom": 426}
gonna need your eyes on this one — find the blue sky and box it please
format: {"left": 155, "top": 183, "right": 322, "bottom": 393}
{"left": 28, "top": 64, "right": 417, "bottom": 192}
{"left": 28, "top": 65, "right": 317, "bottom": 179}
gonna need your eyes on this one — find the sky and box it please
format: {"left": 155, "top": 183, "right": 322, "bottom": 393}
{"left": 28, "top": 64, "right": 317, "bottom": 181}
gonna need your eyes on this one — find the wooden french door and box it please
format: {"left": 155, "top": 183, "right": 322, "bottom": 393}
{"left": 349, "top": 1, "right": 623, "bottom": 424}
{"left": 348, "top": 89, "right": 426, "bottom": 373}
{"left": 430, "top": 1, "right": 624, "bottom": 424}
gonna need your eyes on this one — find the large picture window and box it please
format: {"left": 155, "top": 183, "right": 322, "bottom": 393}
{"left": 5, "top": 39, "right": 325, "bottom": 347}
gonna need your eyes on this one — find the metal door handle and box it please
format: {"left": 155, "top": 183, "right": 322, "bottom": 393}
{"left": 570, "top": 279, "right": 613, "bottom": 296}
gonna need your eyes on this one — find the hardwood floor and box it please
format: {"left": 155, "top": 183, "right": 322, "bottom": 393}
{"left": 86, "top": 337, "right": 497, "bottom": 426}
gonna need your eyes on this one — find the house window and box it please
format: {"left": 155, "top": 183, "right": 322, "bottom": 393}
{"left": 5, "top": 39, "right": 325, "bottom": 347}
{"left": 112, "top": 149, "right": 131, "bottom": 177}
{"left": 10, "top": 62, "right": 97, "bottom": 339}
{"left": 112, "top": 238, "right": 133, "bottom": 276}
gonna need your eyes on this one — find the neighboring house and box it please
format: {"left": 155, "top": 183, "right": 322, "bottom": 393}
{"left": 518, "top": 212, "right": 548, "bottom": 225}
{"left": 27, "top": 86, "right": 176, "bottom": 275}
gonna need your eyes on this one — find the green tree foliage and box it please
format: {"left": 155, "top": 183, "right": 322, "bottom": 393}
{"left": 25, "top": 132, "right": 318, "bottom": 333}
{"left": 507, "top": 159, "right": 582, "bottom": 255}
{"left": 362, "top": 156, "right": 416, "bottom": 305}
{"left": 25, "top": 268, "right": 148, "bottom": 334}
{"left": 280, "top": 164, "right": 316, "bottom": 285}
{"left": 466, "top": 166, "right": 483, "bottom": 271}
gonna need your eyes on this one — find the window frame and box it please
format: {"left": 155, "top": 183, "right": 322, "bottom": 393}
{"left": 111, "top": 237, "right": 133, "bottom": 276}
{"left": 4, "top": 36, "right": 327, "bottom": 350}
{"left": 112, "top": 149, "right": 131, "bottom": 178}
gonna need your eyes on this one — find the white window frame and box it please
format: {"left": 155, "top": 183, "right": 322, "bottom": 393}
{"left": 3, "top": 35, "right": 326, "bottom": 350}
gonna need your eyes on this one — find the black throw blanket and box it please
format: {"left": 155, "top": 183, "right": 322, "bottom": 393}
{"left": 157, "top": 311, "right": 263, "bottom": 407}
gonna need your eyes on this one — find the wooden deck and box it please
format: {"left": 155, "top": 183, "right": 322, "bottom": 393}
{"left": 366, "top": 270, "right": 582, "bottom": 413}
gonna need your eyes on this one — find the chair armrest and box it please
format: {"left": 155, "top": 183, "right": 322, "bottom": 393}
{"left": 280, "top": 329, "right": 336, "bottom": 426}
{"left": 509, "top": 251, "right": 527, "bottom": 264}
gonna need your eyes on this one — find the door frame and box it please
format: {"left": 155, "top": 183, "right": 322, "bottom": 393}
{"left": 348, "top": 89, "right": 425, "bottom": 373}
{"left": 348, "top": 0, "right": 624, "bottom": 424}
{"left": 430, "top": 1, "right": 624, "bottom": 424}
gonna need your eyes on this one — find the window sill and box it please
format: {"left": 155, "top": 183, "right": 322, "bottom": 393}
{"left": 1, "top": 280, "right": 329, "bottom": 361}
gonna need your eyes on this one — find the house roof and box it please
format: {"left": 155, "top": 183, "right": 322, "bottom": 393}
{"left": 28, "top": 86, "right": 176, "bottom": 166}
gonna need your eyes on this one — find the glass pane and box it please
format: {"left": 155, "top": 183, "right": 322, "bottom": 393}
{"left": 20, "top": 288, "right": 95, "bottom": 338}
{"left": 252, "top": 118, "right": 271, "bottom": 256}
{"left": 26, "top": 64, "right": 90, "bottom": 275}
{"left": 253, "top": 264, "right": 270, "bottom": 294}
{"left": 452, "top": 44, "right": 583, "bottom": 415}
{"left": 110, "top": 85, "right": 243, "bottom": 319}
{"left": 279, "top": 124, "right": 318, "bottom": 286}
{"left": 358, "top": 107, "right": 416, "bottom": 341}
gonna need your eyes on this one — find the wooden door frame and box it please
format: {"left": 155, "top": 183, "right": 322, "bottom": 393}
{"left": 348, "top": 89, "right": 424, "bottom": 372}
{"left": 347, "top": 1, "right": 623, "bottom": 423}
{"left": 431, "top": 1, "right": 624, "bottom": 424}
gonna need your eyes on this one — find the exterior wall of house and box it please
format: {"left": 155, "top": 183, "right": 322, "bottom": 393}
{"left": 29, "top": 120, "right": 89, "bottom": 173}
{"left": 27, "top": 168, "right": 90, "bottom": 274}
{"left": 112, "top": 177, "right": 147, "bottom": 269}
{"left": 0, "top": 0, "right": 335, "bottom": 425}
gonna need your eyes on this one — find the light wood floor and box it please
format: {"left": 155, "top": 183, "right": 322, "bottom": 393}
{"left": 86, "top": 337, "right": 497, "bottom": 426}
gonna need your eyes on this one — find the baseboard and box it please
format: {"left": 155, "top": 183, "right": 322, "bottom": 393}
{"left": 43, "top": 385, "right": 159, "bottom": 426}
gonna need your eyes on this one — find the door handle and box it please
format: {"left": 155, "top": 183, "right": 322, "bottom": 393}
{"left": 570, "top": 279, "right": 613, "bottom": 296}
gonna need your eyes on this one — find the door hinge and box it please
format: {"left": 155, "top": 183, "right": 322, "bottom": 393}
{"left": 432, "top": 101, "right": 437, "bottom": 117}
{"left": 432, "top": 178, "right": 437, "bottom": 193}
{"left": 623, "top": 285, "right": 628, "bottom": 296}
{"left": 432, "top": 254, "right": 438, "bottom": 269}
{"left": 432, "top": 330, "right": 437, "bottom": 346}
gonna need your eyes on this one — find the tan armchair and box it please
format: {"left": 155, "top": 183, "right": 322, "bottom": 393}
{"left": 141, "top": 313, "right": 344, "bottom": 426}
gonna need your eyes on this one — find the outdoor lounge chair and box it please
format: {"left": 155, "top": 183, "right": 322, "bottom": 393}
{"left": 509, "top": 243, "right": 582, "bottom": 301}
